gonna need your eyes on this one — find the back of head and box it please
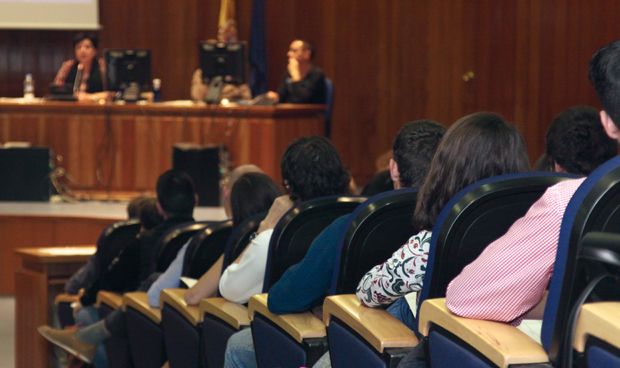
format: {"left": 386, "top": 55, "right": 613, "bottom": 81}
{"left": 546, "top": 105, "right": 618, "bottom": 176}
{"left": 281, "top": 136, "right": 350, "bottom": 201}
{"left": 222, "top": 164, "right": 263, "bottom": 217}
{"left": 156, "top": 169, "right": 196, "bottom": 218}
{"left": 139, "top": 197, "right": 164, "bottom": 230}
{"left": 589, "top": 39, "right": 620, "bottom": 128}
{"left": 392, "top": 119, "right": 445, "bottom": 188}
{"left": 230, "top": 172, "right": 283, "bottom": 226}
{"left": 413, "top": 112, "right": 530, "bottom": 232}
{"left": 126, "top": 195, "right": 151, "bottom": 219}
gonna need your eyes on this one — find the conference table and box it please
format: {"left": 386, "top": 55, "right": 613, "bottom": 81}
{"left": 0, "top": 98, "right": 326, "bottom": 191}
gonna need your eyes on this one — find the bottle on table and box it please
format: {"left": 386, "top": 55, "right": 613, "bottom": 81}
{"left": 152, "top": 78, "right": 162, "bottom": 102}
{"left": 23, "top": 73, "right": 35, "bottom": 100}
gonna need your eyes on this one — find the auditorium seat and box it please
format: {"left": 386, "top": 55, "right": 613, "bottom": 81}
{"left": 56, "top": 219, "right": 142, "bottom": 328}
{"left": 122, "top": 221, "right": 233, "bottom": 368}
{"left": 155, "top": 221, "right": 212, "bottom": 273}
{"left": 207, "top": 195, "right": 364, "bottom": 367}
{"left": 325, "top": 172, "right": 574, "bottom": 368}
{"left": 160, "top": 220, "right": 233, "bottom": 368}
{"left": 250, "top": 189, "right": 417, "bottom": 367}
{"left": 420, "top": 157, "right": 620, "bottom": 367}
{"left": 196, "top": 213, "right": 265, "bottom": 368}
{"left": 123, "top": 292, "right": 165, "bottom": 368}
{"left": 572, "top": 232, "right": 620, "bottom": 367}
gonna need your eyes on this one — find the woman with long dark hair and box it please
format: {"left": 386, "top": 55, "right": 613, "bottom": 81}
{"left": 355, "top": 112, "right": 530, "bottom": 325}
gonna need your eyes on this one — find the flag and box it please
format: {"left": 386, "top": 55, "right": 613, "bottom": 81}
{"left": 217, "top": 0, "right": 238, "bottom": 42}
{"left": 249, "top": 0, "right": 268, "bottom": 95}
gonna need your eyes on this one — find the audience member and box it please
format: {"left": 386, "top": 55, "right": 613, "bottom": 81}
{"left": 445, "top": 39, "right": 620, "bottom": 328}
{"left": 355, "top": 113, "right": 529, "bottom": 330}
{"left": 38, "top": 170, "right": 197, "bottom": 364}
{"left": 148, "top": 171, "right": 281, "bottom": 308}
{"left": 266, "top": 40, "right": 327, "bottom": 104}
{"left": 223, "top": 120, "right": 447, "bottom": 368}
{"left": 218, "top": 136, "right": 350, "bottom": 304}
{"left": 53, "top": 32, "right": 108, "bottom": 102}
{"left": 545, "top": 105, "right": 617, "bottom": 176}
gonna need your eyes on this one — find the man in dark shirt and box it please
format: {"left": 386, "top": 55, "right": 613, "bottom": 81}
{"left": 266, "top": 39, "right": 327, "bottom": 104}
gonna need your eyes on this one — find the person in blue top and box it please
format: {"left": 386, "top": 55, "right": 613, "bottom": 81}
{"left": 224, "top": 119, "right": 446, "bottom": 368}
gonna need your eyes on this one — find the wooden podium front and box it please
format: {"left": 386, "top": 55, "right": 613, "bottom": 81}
{"left": 0, "top": 100, "right": 325, "bottom": 191}
{"left": 14, "top": 246, "right": 95, "bottom": 368}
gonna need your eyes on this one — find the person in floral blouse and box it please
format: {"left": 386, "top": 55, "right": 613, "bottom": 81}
{"left": 355, "top": 112, "right": 530, "bottom": 328}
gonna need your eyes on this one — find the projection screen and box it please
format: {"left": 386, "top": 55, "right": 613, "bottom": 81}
{"left": 0, "top": 0, "right": 99, "bottom": 30}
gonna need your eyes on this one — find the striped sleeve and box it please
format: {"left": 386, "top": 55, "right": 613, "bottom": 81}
{"left": 445, "top": 178, "right": 583, "bottom": 324}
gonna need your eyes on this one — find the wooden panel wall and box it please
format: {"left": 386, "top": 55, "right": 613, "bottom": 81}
{"left": 0, "top": 1, "right": 619, "bottom": 184}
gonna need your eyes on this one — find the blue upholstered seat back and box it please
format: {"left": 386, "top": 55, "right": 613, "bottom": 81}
{"left": 417, "top": 172, "right": 576, "bottom": 331}
{"left": 541, "top": 156, "right": 620, "bottom": 363}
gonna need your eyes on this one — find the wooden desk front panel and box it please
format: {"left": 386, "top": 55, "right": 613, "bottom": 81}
{"left": 0, "top": 102, "right": 325, "bottom": 191}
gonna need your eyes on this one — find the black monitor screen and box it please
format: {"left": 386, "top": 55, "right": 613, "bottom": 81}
{"left": 105, "top": 49, "right": 152, "bottom": 92}
{"left": 199, "top": 41, "right": 245, "bottom": 85}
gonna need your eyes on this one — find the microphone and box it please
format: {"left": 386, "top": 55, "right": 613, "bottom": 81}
{"left": 73, "top": 63, "right": 84, "bottom": 94}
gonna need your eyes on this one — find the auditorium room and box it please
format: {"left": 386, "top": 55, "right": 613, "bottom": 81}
{"left": 2, "top": 1, "right": 620, "bottom": 367}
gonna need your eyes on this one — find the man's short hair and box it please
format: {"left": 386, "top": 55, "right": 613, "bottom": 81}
{"left": 589, "top": 39, "right": 620, "bottom": 128}
{"left": 281, "top": 136, "right": 349, "bottom": 201}
{"left": 546, "top": 106, "right": 618, "bottom": 176}
{"left": 392, "top": 120, "right": 445, "bottom": 187}
{"left": 156, "top": 170, "right": 196, "bottom": 217}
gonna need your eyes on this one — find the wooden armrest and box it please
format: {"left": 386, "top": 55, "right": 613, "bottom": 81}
{"left": 160, "top": 288, "right": 202, "bottom": 326}
{"left": 323, "top": 294, "right": 418, "bottom": 353}
{"left": 247, "top": 294, "right": 325, "bottom": 343}
{"left": 123, "top": 292, "right": 161, "bottom": 324}
{"left": 573, "top": 302, "right": 620, "bottom": 352}
{"left": 55, "top": 293, "right": 79, "bottom": 305}
{"left": 96, "top": 291, "right": 123, "bottom": 310}
{"left": 200, "top": 297, "right": 250, "bottom": 330}
{"left": 419, "top": 298, "right": 548, "bottom": 367}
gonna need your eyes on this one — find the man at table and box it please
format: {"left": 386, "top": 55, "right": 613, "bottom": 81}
{"left": 266, "top": 39, "right": 327, "bottom": 104}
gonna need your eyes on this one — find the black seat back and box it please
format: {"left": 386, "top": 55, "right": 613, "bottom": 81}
{"left": 418, "top": 172, "right": 576, "bottom": 327}
{"left": 156, "top": 221, "right": 211, "bottom": 272}
{"left": 330, "top": 188, "right": 418, "bottom": 295}
{"left": 222, "top": 212, "right": 267, "bottom": 271}
{"left": 262, "top": 196, "right": 367, "bottom": 291}
{"left": 98, "top": 219, "right": 142, "bottom": 267}
{"left": 182, "top": 220, "right": 233, "bottom": 279}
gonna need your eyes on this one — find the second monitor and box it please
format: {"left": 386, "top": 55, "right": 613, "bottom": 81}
{"left": 199, "top": 41, "right": 246, "bottom": 104}
{"left": 105, "top": 49, "right": 152, "bottom": 102}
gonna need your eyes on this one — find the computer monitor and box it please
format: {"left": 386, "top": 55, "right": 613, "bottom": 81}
{"left": 199, "top": 41, "right": 246, "bottom": 85}
{"left": 105, "top": 49, "right": 152, "bottom": 101}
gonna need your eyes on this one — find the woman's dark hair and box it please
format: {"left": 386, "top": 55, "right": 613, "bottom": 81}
{"left": 230, "top": 172, "right": 282, "bottom": 226}
{"left": 281, "top": 136, "right": 350, "bottom": 201}
{"left": 73, "top": 32, "right": 99, "bottom": 49}
{"left": 412, "top": 112, "right": 530, "bottom": 232}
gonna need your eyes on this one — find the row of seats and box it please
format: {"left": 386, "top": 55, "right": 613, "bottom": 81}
{"left": 57, "top": 157, "right": 620, "bottom": 367}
